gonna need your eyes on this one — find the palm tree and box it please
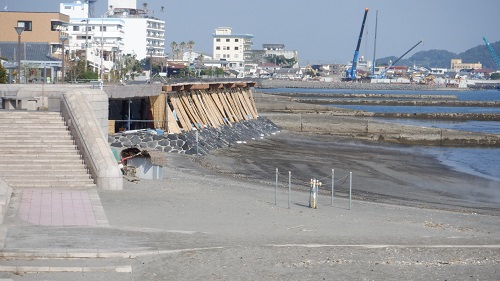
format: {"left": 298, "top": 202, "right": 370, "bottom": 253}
{"left": 160, "top": 6, "right": 165, "bottom": 12}
{"left": 170, "top": 41, "right": 178, "bottom": 60}
{"left": 178, "top": 42, "right": 186, "bottom": 61}
{"left": 187, "top": 40, "right": 195, "bottom": 62}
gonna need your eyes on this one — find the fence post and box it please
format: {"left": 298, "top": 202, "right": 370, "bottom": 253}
{"left": 275, "top": 168, "right": 278, "bottom": 205}
{"left": 331, "top": 169, "right": 335, "bottom": 206}
{"left": 288, "top": 171, "right": 291, "bottom": 209}
{"left": 349, "top": 171, "right": 352, "bottom": 210}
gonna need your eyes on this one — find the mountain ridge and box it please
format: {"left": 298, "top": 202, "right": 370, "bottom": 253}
{"left": 376, "top": 40, "right": 500, "bottom": 69}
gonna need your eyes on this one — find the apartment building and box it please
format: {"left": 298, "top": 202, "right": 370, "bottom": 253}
{"left": 212, "top": 27, "right": 253, "bottom": 76}
{"left": 66, "top": 17, "right": 125, "bottom": 77}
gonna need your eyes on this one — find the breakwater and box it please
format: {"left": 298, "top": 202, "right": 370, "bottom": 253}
{"left": 256, "top": 79, "right": 452, "bottom": 91}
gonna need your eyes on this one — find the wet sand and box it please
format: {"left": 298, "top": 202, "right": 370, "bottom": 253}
{"left": 196, "top": 93, "right": 500, "bottom": 215}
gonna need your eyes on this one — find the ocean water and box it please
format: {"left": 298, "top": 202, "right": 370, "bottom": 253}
{"left": 259, "top": 88, "right": 500, "bottom": 181}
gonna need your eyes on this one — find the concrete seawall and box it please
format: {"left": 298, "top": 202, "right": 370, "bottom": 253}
{"left": 256, "top": 79, "right": 454, "bottom": 91}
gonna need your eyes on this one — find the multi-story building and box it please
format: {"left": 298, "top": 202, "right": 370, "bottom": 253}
{"left": 66, "top": 17, "right": 125, "bottom": 78}
{"left": 0, "top": 11, "right": 68, "bottom": 82}
{"left": 451, "top": 59, "right": 482, "bottom": 71}
{"left": 0, "top": 11, "right": 69, "bottom": 50}
{"left": 106, "top": 0, "right": 165, "bottom": 60}
{"left": 212, "top": 27, "right": 253, "bottom": 76}
{"left": 61, "top": 0, "right": 165, "bottom": 80}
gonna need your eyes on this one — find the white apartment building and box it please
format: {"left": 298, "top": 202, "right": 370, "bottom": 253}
{"left": 61, "top": 0, "right": 165, "bottom": 78}
{"left": 60, "top": 1, "right": 88, "bottom": 18}
{"left": 212, "top": 27, "right": 253, "bottom": 75}
{"left": 66, "top": 17, "right": 125, "bottom": 77}
{"left": 120, "top": 17, "right": 165, "bottom": 60}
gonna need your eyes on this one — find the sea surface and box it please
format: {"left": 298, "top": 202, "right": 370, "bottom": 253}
{"left": 258, "top": 88, "right": 500, "bottom": 181}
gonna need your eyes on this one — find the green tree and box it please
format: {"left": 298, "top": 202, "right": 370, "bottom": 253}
{"left": 0, "top": 63, "right": 8, "bottom": 84}
{"left": 490, "top": 72, "right": 500, "bottom": 80}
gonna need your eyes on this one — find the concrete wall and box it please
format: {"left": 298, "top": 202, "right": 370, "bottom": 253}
{"left": 0, "top": 178, "right": 13, "bottom": 224}
{"left": 61, "top": 90, "right": 123, "bottom": 190}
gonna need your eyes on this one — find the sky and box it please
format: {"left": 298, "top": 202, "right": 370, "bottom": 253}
{"left": 4, "top": 0, "right": 500, "bottom": 65}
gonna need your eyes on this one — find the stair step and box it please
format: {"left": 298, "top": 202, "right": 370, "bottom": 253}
{"left": 0, "top": 163, "right": 86, "bottom": 169}
{"left": 0, "top": 144, "right": 77, "bottom": 148}
{"left": 2, "top": 175, "right": 92, "bottom": 181}
{"left": 0, "top": 148, "right": 77, "bottom": 153}
{"left": 9, "top": 182, "right": 97, "bottom": 188}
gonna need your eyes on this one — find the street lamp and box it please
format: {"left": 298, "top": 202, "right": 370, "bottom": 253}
{"left": 149, "top": 46, "right": 154, "bottom": 83}
{"left": 14, "top": 26, "right": 24, "bottom": 84}
{"left": 59, "top": 35, "right": 68, "bottom": 83}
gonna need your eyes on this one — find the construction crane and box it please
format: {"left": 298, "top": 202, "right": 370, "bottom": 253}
{"left": 344, "top": 8, "right": 369, "bottom": 81}
{"left": 483, "top": 36, "right": 500, "bottom": 71}
{"left": 376, "top": 40, "right": 423, "bottom": 79}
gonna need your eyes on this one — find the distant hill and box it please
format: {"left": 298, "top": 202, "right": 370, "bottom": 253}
{"left": 376, "top": 40, "right": 500, "bottom": 69}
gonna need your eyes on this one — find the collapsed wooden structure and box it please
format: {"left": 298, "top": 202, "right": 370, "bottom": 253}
{"left": 149, "top": 82, "right": 258, "bottom": 134}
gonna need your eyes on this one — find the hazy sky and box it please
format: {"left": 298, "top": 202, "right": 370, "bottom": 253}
{"left": 4, "top": 0, "right": 500, "bottom": 64}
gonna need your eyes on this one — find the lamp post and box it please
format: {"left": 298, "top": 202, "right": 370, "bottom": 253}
{"left": 149, "top": 47, "right": 154, "bottom": 83}
{"left": 14, "top": 26, "right": 24, "bottom": 84}
{"left": 59, "top": 35, "right": 68, "bottom": 83}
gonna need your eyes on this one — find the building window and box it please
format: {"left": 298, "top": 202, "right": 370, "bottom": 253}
{"left": 234, "top": 54, "right": 239, "bottom": 58}
{"left": 235, "top": 39, "right": 239, "bottom": 42}
{"left": 17, "top": 21, "right": 32, "bottom": 31}
{"left": 234, "top": 47, "right": 239, "bottom": 50}
{"left": 216, "top": 54, "right": 220, "bottom": 59}
{"left": 216, "top": 38, "right": 220, "bottom": 42}
{"left": 216, "top": 46, "right": 220, "bottom": 50}
{"left": 100, "top": 26, "right": 106, "bottom": 32}
{"left": 226, "top": 39, "right": 230, "bottom": 42}
{"left": 73, "top": 26, "right": 80, "bottom": 31}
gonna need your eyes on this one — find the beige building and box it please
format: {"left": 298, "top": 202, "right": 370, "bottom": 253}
{"left": 0, "top": 11, "right": 68, "bottom": 83}
{"left": 451, "top": 59, "right": 482, "bottom": 71}
{"left": 0, "top": 12, "right": 69, "bottom": 45}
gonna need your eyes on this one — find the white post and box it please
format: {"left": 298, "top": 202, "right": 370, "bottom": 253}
{"left": 349, "top": 172, "right": 352, "bottom": 210}
{"left": 288, "top": 171, "right": 291, "bottom": 209}
{"left": 331, "top": 169, "right": 335, "bottom": 206}
{"left": 312, "top": 178, "right": 317, "bottom": 209}
{"left": 275, "top": 168, "right": 278, "bottom": 205}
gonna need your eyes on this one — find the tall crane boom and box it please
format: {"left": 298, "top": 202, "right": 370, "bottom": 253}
{"left": 345, "top": 8, "right": 369, "bottom": 81}
{"left": 378, "top": 40, "right": 423, "bottom": 78}
{"left": 483, "top": 37, "right": 500, "bottom": 71}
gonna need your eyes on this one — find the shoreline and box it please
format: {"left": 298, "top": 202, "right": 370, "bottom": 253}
{"left": 253, "top": 93, "right": 500, "bottom": 147}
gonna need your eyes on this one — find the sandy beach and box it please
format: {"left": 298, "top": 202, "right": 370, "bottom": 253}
{"left": 1, "top": 91, "right": 499, "bottom": 280}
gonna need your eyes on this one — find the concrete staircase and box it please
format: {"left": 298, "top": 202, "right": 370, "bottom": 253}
{"left": 0, "top": 111, "right": 96, "bottom": 189}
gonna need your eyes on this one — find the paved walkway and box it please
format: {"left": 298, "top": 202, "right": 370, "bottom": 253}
{"left": 12, "top": 189, "right": 108, "bottom": 227}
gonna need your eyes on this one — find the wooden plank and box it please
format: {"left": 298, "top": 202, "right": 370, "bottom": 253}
{"left": 195, "top": 90, "right": 219, "bottom": 127}
{"left": 234, "top": 88, "right": 252, "bottom": 120}
{"left": 179, "top": 92, "right": 202, "bottom": 129}
{"left": 210, "top": 92, "right": 232, "bottom": 125}
{"left": 241, "top": 89, "right": 258, "bottom": 118}
{"left": 201, "top": 90, "right": 224, "bottom": 126}
{"left": 220, "top": 90, "right": 239, "bottom": 122}
{"left": 170, "top": 93, "right": 192, "bottom": 130}
{"left": 228, "top": 89, "right": 245, "bottom": 121}
{"left": 247, "top": 88, "right": 259, "bottom": 117}
{"left": 165, "top": 102, "right": 182, "bottom": 134}
{"left": 190, "top": 90, "right": 210, "bottom": 126}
